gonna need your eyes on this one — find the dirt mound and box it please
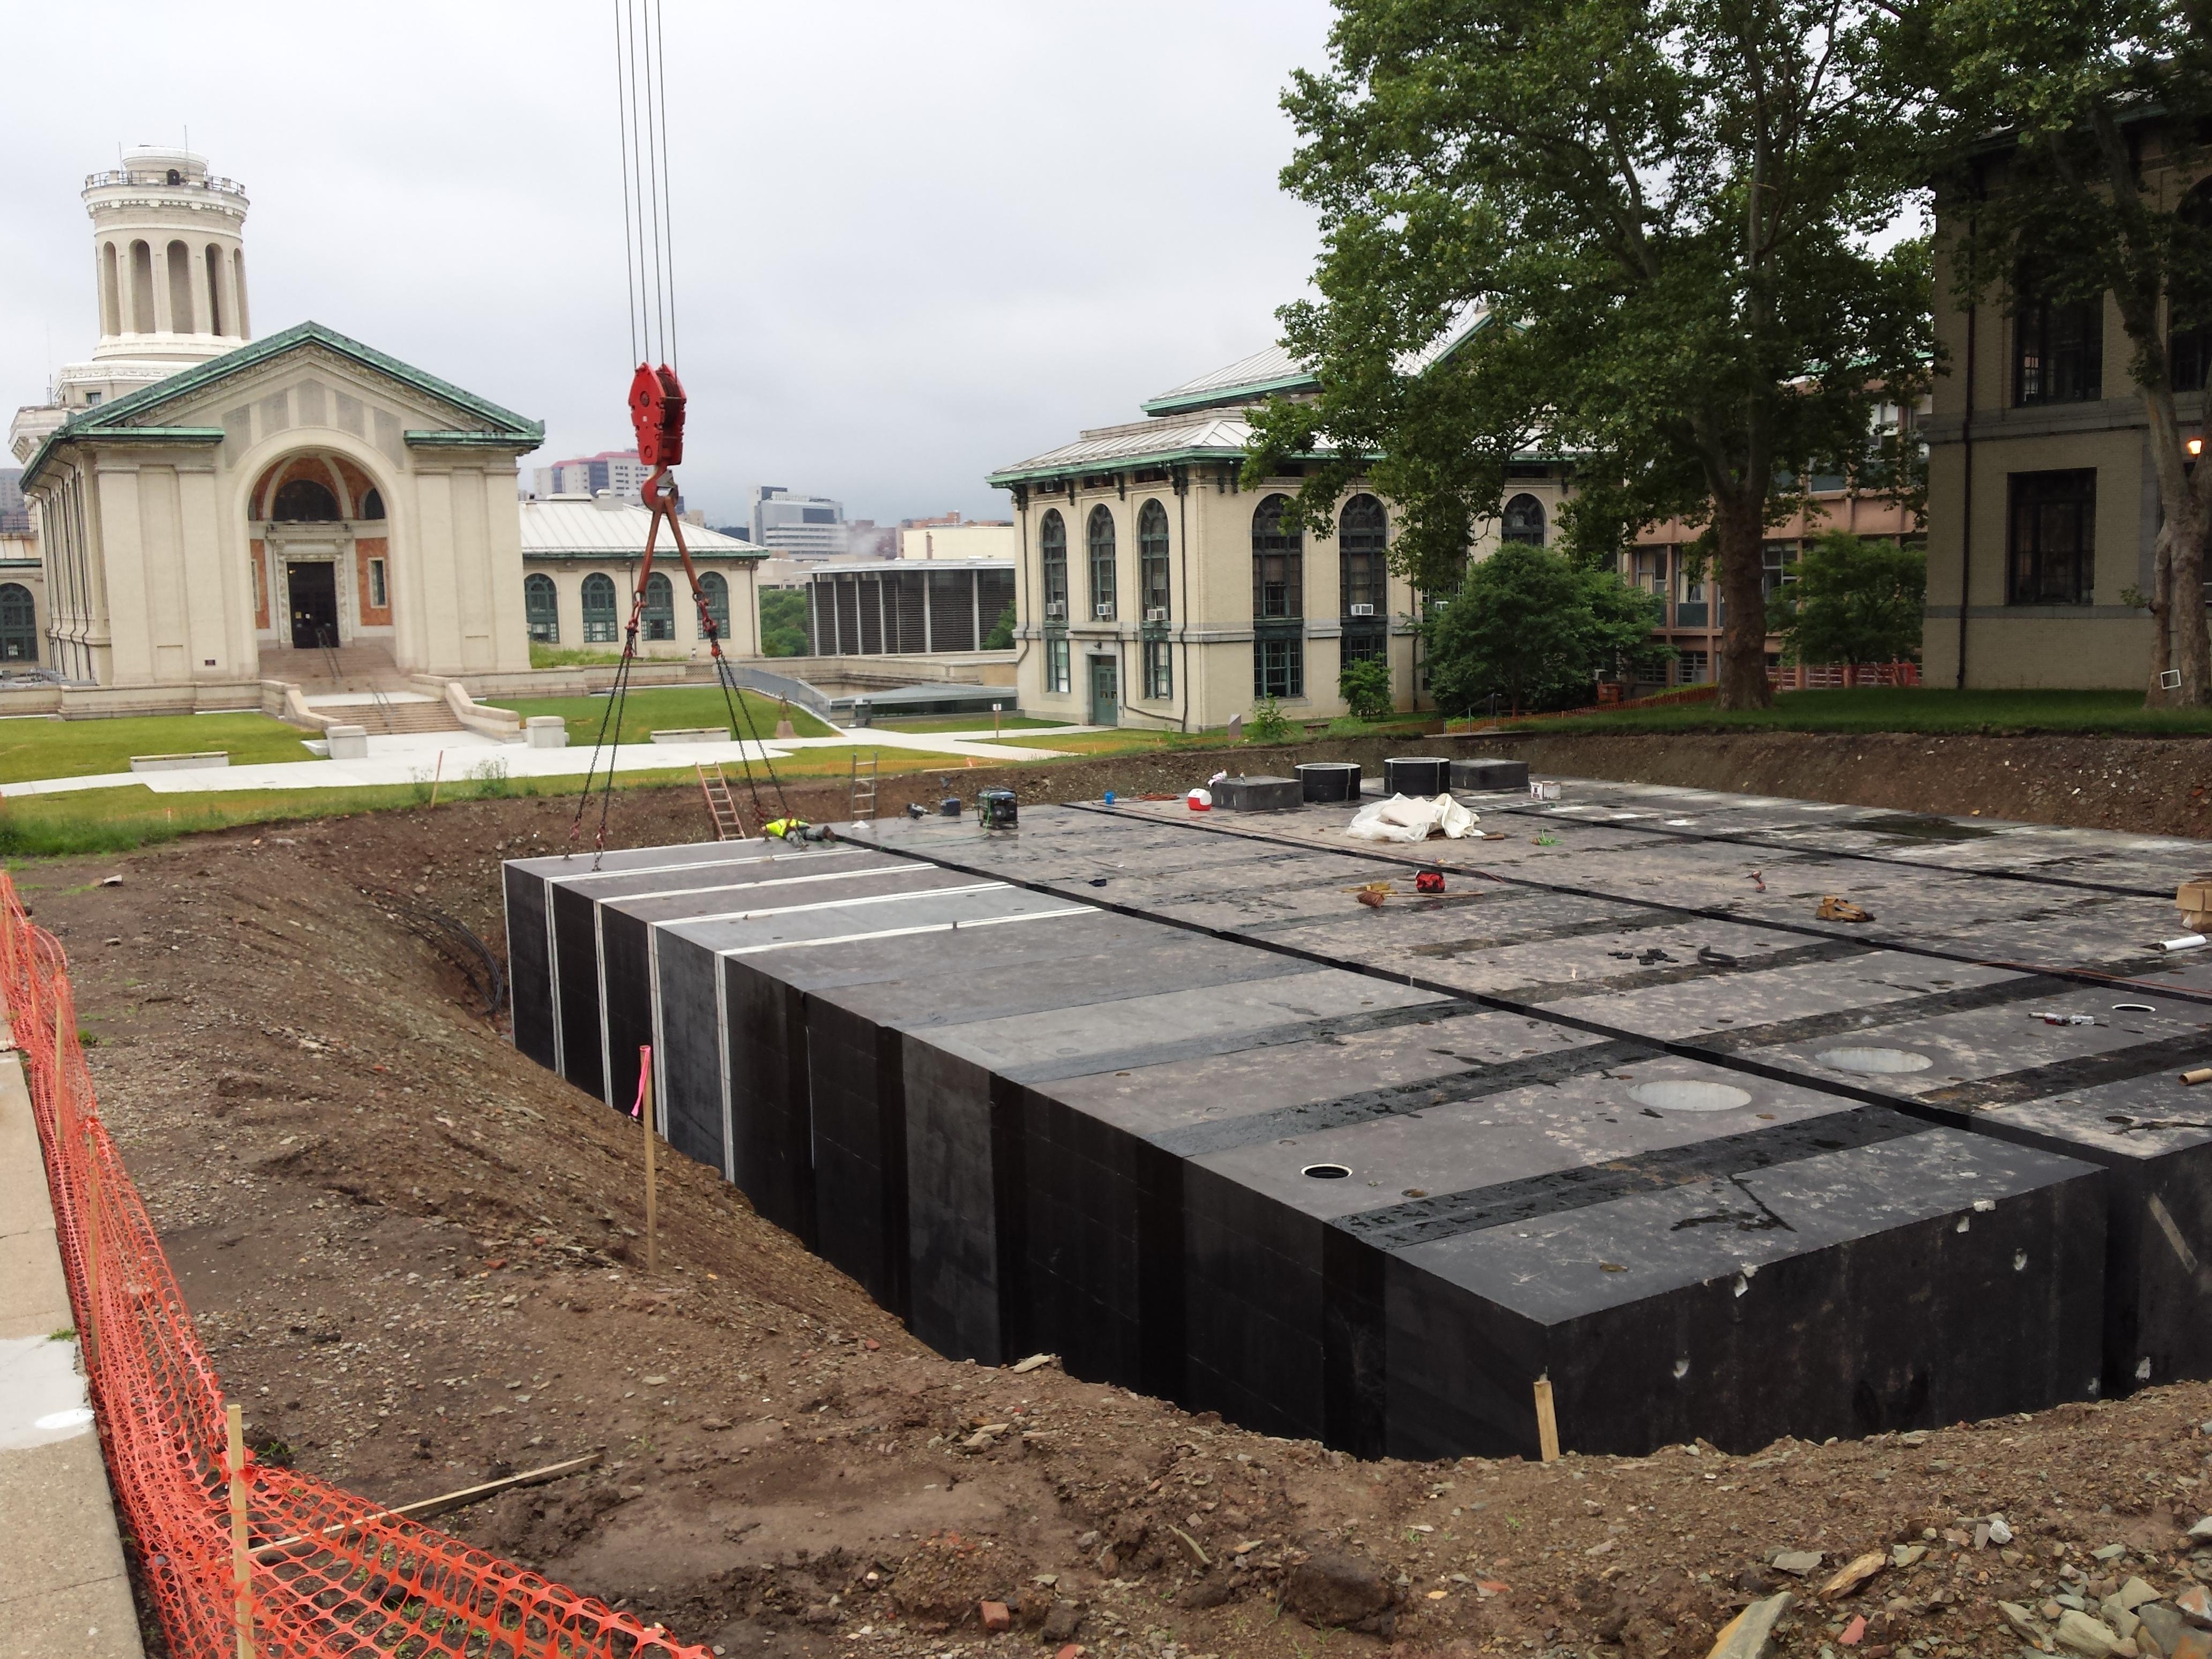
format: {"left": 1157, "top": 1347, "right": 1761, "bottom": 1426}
{"left": 29, "top": 786, "right": 2212, "bottom": 1659}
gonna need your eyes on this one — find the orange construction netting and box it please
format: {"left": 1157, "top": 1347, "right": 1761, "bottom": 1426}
{"left": 0, "top": 871, "right": 707, "bottom": 1659}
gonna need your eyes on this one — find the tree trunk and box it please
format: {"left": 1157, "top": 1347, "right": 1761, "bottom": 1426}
{"left": 2171, "top": 502, "right": 2211, "bottom": 705}
{"left": 2139, "top": 384, "right": 2211, "bottom": 707}
{"left": 2147, "top": 526, "right": 2175, "bottom": 706}
{"left": 1712, "top": 490, "right": 1775, "bottom": 710}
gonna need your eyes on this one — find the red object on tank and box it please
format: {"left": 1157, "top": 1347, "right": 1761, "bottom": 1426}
{"left": 628, "top": 362, "right": 686, "bottom": 468}
{"left": 1415, "top": 869, "right": 1446, "bottom": 894}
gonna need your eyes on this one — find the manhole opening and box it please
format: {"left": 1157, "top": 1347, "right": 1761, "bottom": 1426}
{"left": 1818, "top": 1045, "right": 1935, "bottom": 1075}
{"left": 1302, "top": 1163, "right": 1351, "bottom": 1180}
{"left": 1628, "top": 1080, "right": 1752, "bottom": 1114}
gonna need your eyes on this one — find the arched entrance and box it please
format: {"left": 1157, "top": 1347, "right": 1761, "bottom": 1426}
{"left": 248, "top": 451, "right": 392, "bottom": 654}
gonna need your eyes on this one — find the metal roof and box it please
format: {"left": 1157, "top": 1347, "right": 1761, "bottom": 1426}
{"left": 801, "top": 557, "right": 1014, "bottom": 578}
{"left": 519, "top": 495, "right": 765, "bottom": 559}
{"left": 987, "top": 413, "right": 1258, "bottom": 485}
{"left": 1141, "top": 345, "right": 1316, "bottom": 416}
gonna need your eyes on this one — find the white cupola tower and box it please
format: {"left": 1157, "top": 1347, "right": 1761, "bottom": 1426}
{"left": 68, "top": 147, "right": 252, "bottom": 408}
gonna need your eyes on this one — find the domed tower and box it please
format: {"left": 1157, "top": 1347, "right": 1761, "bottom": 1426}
{"left": 69, "top": 146, "right": 251, "bottom": 407}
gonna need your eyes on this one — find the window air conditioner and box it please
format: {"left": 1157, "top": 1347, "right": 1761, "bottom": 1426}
{"left": 1045, "top": 600, "right": 1065, "bottom": 618}
{"left": 1146, "top": 607, "right": 1167, "bottom": 623}
{"left": 1095, "top": 603, "right": 1115, "bottom": 619}
{"left": 1349, "top": 603, "right": 1374, "bottom": 616}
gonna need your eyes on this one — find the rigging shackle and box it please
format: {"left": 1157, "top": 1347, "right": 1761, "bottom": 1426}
{"left": 628, "top": 362, "right": 687, "bottom": 467}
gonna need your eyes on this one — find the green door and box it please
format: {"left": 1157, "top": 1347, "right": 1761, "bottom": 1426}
{"left": 1088, "top": 655, "right": 1118, "bottom": 727}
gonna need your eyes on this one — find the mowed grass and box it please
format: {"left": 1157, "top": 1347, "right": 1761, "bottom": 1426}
{"left": 1497, "top": 687, "right": 2212, "bottom": 736}
{"left": 871, "top": 713, "right": 1064, "bottom": 734}
{"left": 0, "top": 711, "right": 316, "bottom": 784}
{"left": 486, "top": 686, "right": 836, "bottom": 742}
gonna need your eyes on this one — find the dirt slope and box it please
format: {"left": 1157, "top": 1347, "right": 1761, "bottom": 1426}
{"left": 25, "top": 784, "right": 2212, "bottom": 1659}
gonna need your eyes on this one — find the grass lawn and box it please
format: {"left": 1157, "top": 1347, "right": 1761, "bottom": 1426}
{"left": 0, "top": 711, "right": 316, "bottom": 784}
{"left": 487, "top": 686, "right": 836, "bottom": 742}
{"left": 1489, "top": 687, "right": 2212, "bottom": 736}
{"left": 871, "top": 713, "right": 1064, "bottom": 734}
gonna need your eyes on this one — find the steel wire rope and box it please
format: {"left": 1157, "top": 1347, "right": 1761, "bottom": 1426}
{"left": 652, "top": 0, "right": 678, "bottom": 370}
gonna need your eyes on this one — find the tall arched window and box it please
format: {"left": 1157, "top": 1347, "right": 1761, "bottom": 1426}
{"left": 581, "top": 573, "right": 619, "bottom": 642}
{"left": 1138, "top": 499, "right": 1171, "bottom": 698}
{"left": 642, "top": 571, "right": 676, "bottom": 640}
{"left": 204, "top": 244, "right": 226, "bottom": 335}
{"left": 1252, "top": 494, "right": 1304, "bottom": 699}
{"left": 272, "top": 478, "right": 340, "bottom": 521}
{"left": 1339, "top": 494, "right": 1389, "bottom": 666}
{"left": 1252, "top": 495, "right": 1303, "bottom": 619}
{"left": 1501, "top": 494, "right": 1547, "bottom": 545}
{"left": 0, "top": 584, "right": 37, "bottom": 664}
{"left": 525, "top": 573, "right": 559, "bottom": 642}
{"left": 1087, "top": 505, "right": 1117, "bottom": 621}
{"left": 699, "top": 571, "right": 730, "bottom": 639}
{"left": 1138, "top": 500, "right": 1170, "bottom": 619}
{"left": 166, "top": 240, "right": 195, "bottom": 332}
{"left": 129, "top": 241, "right": 155, "bottom": 333}
{"left": 1039, "top": 509, "right": 1069, "bottom": 619}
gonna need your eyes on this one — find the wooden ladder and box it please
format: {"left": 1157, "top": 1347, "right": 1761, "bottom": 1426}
{"left": 697, "top": 762, "right": 745, "bottom": 841}
{"left": 849, "top": 751, "right": 880, "bottom": 821}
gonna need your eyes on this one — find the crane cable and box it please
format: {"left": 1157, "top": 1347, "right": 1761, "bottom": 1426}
{"left": 572, "top": 0, "right": 789, "bottom": 863}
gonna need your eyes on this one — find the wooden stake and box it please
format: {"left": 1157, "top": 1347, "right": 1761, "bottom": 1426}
{"left": 82, "top": 1124, "right": 99, "bottom": 1371}
{"left": 227, "top": 1401, "right": 255, "bottom": 1659}
{"left": 428, "top": 751, "right": 444, "bottom": 808}
{"left": 640, "top": 1046, "right": 657, "bottom": 1275}
{"left": 1533, "top": 1376, "right": 1560, "bottom": 1464}
{"left": 252, "top": 1450, "right": 603, "bottom": 1559}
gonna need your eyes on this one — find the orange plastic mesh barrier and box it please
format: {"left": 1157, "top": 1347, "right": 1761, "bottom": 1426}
{"left": 0, "top": 873, "right": 707, "bottom": 1659}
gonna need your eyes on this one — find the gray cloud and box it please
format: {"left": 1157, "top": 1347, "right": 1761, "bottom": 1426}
{"left": 0, "top": 1, "right": 1334, "bottom": 526}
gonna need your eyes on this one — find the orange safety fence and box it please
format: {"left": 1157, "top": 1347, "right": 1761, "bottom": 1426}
{"left": 0, "top": 871, "right": 706, "bottom": 1659}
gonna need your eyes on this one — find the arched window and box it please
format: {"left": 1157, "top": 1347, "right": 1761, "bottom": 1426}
{"left": 1252, "top": 494, "right": 1304, "bottom": 700}
{"left": 1039, "top": 508, "right": 1069, "bottom": 618}
{"left": 581, "top": 572, "right": 619, "bottom": 642}
{"left": 1138, "top": 499, "right": 1170, "bottom": 619}
{"left": 204, "top": 244, "right": 225, "bottom": 336}
{"left": 100, "top": 243, "right": 121, "bottom": 337}
{"left": 699, "top": 571, "right": 730, "bottom": 640}
{"left": 272, "top": 477, "right": 340, "bottom": 521}
{"left": 1339, "top": 493, "right": 1389, "bottom": 666}
{"left": 1087, "top": 505, "right": 1117, "bottom": 621}
{"left": 525, "top": 574, "right": 559, "bottom": 642}
{"left": 129, "top": 241, "right": 155, "bottom": 333}
{"left": 1252, "top": 495, "right": 1303, "bottom": 619}
{"left": 0, "top": 584, "right": 36, "bottom": 665}
{"left": 358, "top": 487, "right": 385, "bottom": 521}
{"left": 642, "top": 571, "right": 676, "bottom": 640}
{"left": 1501, "top": 494, "right": 1547, "bottom": 545}
{"left": 167, "top": 240, "right": 194, "bottom": 332}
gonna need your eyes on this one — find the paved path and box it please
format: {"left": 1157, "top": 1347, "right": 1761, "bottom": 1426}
{"left": 0, "top": 1033, "right": 143, "bottom": 1657}
{"left": 0, "top": 722, "right": 1097, "bottom": 800}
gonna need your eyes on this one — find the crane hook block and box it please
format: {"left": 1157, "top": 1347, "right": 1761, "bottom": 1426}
{"left": 628, "top": 362, "right": 687, "bottom": 468}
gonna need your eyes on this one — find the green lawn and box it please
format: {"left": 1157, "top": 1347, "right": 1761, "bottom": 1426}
{"left": 1493, "top": 687, "right": 2212, "bottom": 736}
{"left": 872, "top": 713, "right": 1064, "bottom": 734}
{"left": 0, "top": 712, "right": 316, "bottom": 784}
{"left": 486, "top": 686, "right": 836, "bottom": 742}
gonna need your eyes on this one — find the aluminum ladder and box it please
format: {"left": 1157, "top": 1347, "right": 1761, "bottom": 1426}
{"left": 697, "top": 762, "right": 746, "bottom": 841}
{"left": 849, "top": 751, "right": 880, "bottom": 821}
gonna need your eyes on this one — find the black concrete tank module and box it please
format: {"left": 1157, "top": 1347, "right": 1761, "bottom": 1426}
{"left": 1451, "top": 756, "right": 1530, "bottom": 792}
{"left": 1296, "top": 761, "right": 1361, "bottom": 803}
{"left": 1384, "top": 756, "right": 1450, "bottom": 796}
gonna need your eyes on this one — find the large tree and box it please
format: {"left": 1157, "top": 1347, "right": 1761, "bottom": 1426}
{"left": 1924, "top": 0, "right": 2212, "bottom": 704}
{"left": 1249, "top": 0, "right": 1932, "bottom": 709}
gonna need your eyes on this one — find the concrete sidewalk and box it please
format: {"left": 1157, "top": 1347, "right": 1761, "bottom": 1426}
{"left": 0, "top": 1035, "right": 142, "bottom": 1658}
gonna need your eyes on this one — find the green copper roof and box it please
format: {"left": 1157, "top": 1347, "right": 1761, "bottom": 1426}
{"left": 22, "top": 320, "right": 544, "bottom": 488}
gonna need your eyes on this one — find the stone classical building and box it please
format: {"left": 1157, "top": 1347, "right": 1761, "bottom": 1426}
{"left": 1920, "top": 125, "right": 2208, "bottom": 689}
{"left": 519, "top": 493, "right": 762, "bottom": 659}
{"left": 990, "top": 343, "right": 1568, "bottom": 729}
{"left": 8, "top": 148, "right": 541, "bottom": 699}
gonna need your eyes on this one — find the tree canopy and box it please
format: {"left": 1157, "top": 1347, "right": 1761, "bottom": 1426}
{"left": 1424, "top": 543, "right": 1661, "bottom": 715}
{"left": 1249, "top": 0, "right": 1931, "bottom": 707}
{"left": 1771, "top": 532, "right": 1927, "bottom": 665}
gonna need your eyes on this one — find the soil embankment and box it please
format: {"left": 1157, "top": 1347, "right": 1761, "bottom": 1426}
{"left": 27, "top": 756, "right": 2212, "bottom": 1659}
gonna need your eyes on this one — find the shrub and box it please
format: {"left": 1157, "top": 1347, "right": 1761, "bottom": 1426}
{"left": 1339, "top": 655, "right": 1394, "bottom": 719}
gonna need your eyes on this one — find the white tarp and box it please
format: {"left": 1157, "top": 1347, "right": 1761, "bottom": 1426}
{"left": 1344, "top": 793, "right": 1477, "bottom": 843}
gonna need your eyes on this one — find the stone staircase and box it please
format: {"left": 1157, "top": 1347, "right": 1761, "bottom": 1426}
{"left": 310, "top": 698, "right": 463, "bottom": 735}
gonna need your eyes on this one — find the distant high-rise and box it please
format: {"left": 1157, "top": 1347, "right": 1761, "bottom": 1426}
{"left": 532, "top": 449, "right": 649, "bottom": 500}
{"left": 749, "top": 485, "right": 850, "bottom": 556}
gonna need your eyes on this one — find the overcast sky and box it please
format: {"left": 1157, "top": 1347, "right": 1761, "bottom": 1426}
{"left": 2, "top": 1, "right": 1337, "bottom": 528}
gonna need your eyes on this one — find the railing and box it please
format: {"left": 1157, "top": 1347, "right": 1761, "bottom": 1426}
{"left": 83, "top": 168, "right": 249, "bottom": 199}
{"left": 1771, "top": 660, "right": 1921, "bottom": 689}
